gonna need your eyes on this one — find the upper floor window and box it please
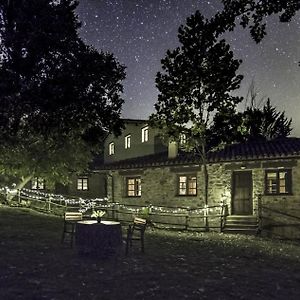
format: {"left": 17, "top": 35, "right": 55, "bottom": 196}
{"left": 31, "top": 177, "right": 45, "bottom": 190}
{"left": 142, "top": 126, "right": 149, "bottom": 143}
{"left": 125, "top": 134, "right": 131, "bottom": 149}
{"left": 178, "top": 175, "right": 197, "bottom": 196}
{"left": 126, "top": 177, "right": 141, "bottom": 197}
{"left": 109, "top": 142, "right": 115, "bottom": 155}
{"left": 77, "top": 177, "right": 88, "bottom": 191}
{"left": 179, "top": 133, "right": 187, "bottom": 146}
{"left": 265, "top": 169, "right": 292, "bottom": 195}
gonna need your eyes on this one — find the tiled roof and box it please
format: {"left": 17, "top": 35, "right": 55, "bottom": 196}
{"left": 208, "top": 137, "right": 300, "bottom": 162}
{"left": 97, "top": 138, "right": 300, "bottom": 170}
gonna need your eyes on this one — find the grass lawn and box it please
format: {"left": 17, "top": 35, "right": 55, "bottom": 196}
{"left": 1, "top": 206, "right": 300, "bottom": 299}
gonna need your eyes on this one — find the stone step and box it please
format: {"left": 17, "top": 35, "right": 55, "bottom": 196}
{"left": 226, "top": 215, "right": 257, "bottom": 220}
{"left": 222, "top": 228, "right": 258, "bottom": 235}
{"left": 223, "top": 215, "right": 259, "bottom": 235}
{"left": 224, "top": 223, "right": 258, "bottom": 229}
{"left": 225, "top": 219, "right": 258, "bottom": 225}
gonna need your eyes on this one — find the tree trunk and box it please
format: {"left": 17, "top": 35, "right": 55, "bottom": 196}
{"left": 201, "top": 143, "right": 209, "bottom": 231}
{"left": 6, "top": 174, "right": 33, "bottom": 203}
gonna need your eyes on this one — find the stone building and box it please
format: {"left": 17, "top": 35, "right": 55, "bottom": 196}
{"left": 27, "top": 119, "right": 300, "bottom": 238}
{"left": 98, "top": 135, "right": 300, "bottom": 238}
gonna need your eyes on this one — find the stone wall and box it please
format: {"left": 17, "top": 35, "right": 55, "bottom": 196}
{"left": 106, "top": 158, "right": 300, "bottom": 238}
{"left": 54, "top": 172, "right": 107, "bottom": 199}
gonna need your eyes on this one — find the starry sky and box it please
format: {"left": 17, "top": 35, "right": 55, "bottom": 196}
{"left": 76, "top": 0, "right": 300, "bottom": 136}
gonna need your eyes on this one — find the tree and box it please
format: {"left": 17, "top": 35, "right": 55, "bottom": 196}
{"left": 149, "top": 11, "right": 243, "bottom": 215}
{"left": 209, "top": 94, "right": 292, "bottom": 145}
{"left": 240, "top": 99, "right": 292, "bottom": 141}
{"left": 214, "top": 0, "right": 300, "bottom": 43}
{"left": 0, "top": 0, "right": 125, "bottom": 196}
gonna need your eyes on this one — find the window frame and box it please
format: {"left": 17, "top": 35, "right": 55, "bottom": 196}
{"left": 142, "top": 126, "right": 149, "bottom": 143}
{"left": 126, "top": 177, "right": 141, "bottom": 197}
{"left": 31, "top": 177, "right": 45, "bottom": 190}
{"left": 125, "top": 134, "right": 131, "bottom": 149}
{"left": 179, "top": 133, "right": 187, "bottom": 147}
{"left": 265, "top": 169, "right": 292, "bottom": 195}
{"left": 108, "top": 142, "right": 115, "bottom": 155}
{"left": 77, "top": 177, "right": 89, "bottom": 191}
{"left": 177, "top": 174, "right": 197, "bottom": 196}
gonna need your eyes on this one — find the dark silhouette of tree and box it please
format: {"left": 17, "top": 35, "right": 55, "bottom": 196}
{"left": 0, "top": 0, "right": 125, "bottom": 194}
{"left": 150, "top": 11, "right": 243, "bottom": 213}
{"left": 214, "top": 0, "right": 300, "bottom": 43}
{"left": 241, "top": 99, "right": 292, "bottom": 141}
{"left": 209, "top": 98, "right": 292, "bottom": 147}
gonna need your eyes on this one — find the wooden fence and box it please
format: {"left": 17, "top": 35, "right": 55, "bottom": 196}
{"left": 1, "top": 188, "right": 228, "bottom": 232}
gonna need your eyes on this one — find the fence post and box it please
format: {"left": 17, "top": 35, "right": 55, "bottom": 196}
{"left": 185, "top": 208, "right": 189, "bottom": 230}
{"left": 204, "top": 205, "right": 209, "bottom": 232}
{"left": 47, "top": 196, "right": 51, "bottom": 212}
{"left": 17, "top": 189, "right": 21, "bottom": 204}
{"left": 257, "top": 194, "right": 262, "bottom": 235}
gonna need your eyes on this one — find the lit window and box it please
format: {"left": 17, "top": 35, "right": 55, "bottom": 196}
{"left": 77, "top": 177, "right": 88, "bottom": 191}
{"left": 127, "top": 177, "right": 141, "bottom": 197}
{"left": 125, "top": 135, "right": 131, "bottom": 149}
{"left": 142, "top": 126, "right": 149, "bottom": 142}
{"left": 265, "top": 170, "right": 292, "bottom": 195}
{"left": 178, "top": 175, "right": 197, "bottom": 196}
{"left": 179, "top": 133, "right": 186, "bottom": 146}
{"left": 31, "top": 177, "right": 45, "bottom": 190}
{"left": 109, "top": 142, "right": 115, "bottom": 155}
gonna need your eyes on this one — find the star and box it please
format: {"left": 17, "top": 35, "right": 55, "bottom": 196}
{"left": 76, "top": 0, "right": 300, "bottom": 136}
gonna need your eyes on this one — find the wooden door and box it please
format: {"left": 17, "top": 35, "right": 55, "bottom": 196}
{"left": 232, "top": 171, "right": 253, "bottom": 215}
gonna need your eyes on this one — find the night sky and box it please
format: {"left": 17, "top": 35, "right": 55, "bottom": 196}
{"left": 76, "top": 0, "right": 300, "bottom": 136}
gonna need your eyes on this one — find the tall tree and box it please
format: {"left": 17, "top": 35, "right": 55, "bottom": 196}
{"left": 0, "top": 0, "right": 125, "bottom": 195}
{"left": 150, "top": 11, "right": 243, "bottom": 213}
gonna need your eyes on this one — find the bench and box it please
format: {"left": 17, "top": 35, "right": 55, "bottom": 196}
{"left": 125, "top": 217, "right": 147, "bottom": 255}
{"left": 61, "top": 212, "right": 83, "bottom": 247}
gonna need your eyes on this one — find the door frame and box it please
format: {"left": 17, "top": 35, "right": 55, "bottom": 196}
{"left": 231, "top": 170, "right": 253, "bottom": 215}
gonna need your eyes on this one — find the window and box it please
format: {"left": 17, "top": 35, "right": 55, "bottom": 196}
{"left": 126, "top": 177, "right": 141, "bottom": 197}
{"left": 142, "top": 126, "right": 149, "bottom": 142}
{"left": 31, "top": 177, "right": 45, "bottom": 190}
{"left": 265, "top": 169, "right": 292, "bottom": 195}
{"left": 179, "top": 133, "right": 187, "bottom": 146}
{"left": 109, "top": 142, "right": 115, "bottom": 155}
{"left": 178, "top": 175, "right": 197, "bottom": 196}
{"left": 125, "top": 135, "right": 131, "bottom": 149}
{"left": 77, "top": 177, "right": 88, "bottom": 191}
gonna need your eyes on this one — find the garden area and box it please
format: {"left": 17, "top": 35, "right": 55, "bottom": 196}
{"left": 1, "top": 205, "right": 300, "bottom": 299}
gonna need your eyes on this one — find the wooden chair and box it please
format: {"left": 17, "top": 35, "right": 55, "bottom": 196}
{"left": 61, "top": 212, "right": 83, "bottom": 247}
{"left": 125, "top": 217, "right": 147, "bottom": 255}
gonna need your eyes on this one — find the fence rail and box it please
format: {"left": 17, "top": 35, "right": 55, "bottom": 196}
{"left": 0, "top": 188, "right": 228, "bottom": 232}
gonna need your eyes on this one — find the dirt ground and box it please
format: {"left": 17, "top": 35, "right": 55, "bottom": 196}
{"left": 0, "top": 206, "right": 300, "bottom": 299}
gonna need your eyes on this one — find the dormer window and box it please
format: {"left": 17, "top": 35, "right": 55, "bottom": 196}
{"left": 31, "top": 177, "right": 45, "bottom": 190}
{"left": 179, "top": 133, "right": 187, "bottom": 146}
{"left": 142, "top": 126, "right": 149, "bottom": 143}
{"left": 125, "top": 135, "right": 131, "bottom": 149}
{"left": 109, "top": 142, "right": 115, "bottom": 155}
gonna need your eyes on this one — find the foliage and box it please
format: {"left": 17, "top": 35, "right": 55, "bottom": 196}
{"left": 214, "top": 0, "right": 300, "bottom": 43}
{"left": 209, "top": 97, "right": 292, "bottom": 147}
{"left": 241, "top": 99, "right": 292, "bottom": 141}
{"left": 150, "top": 11, "right": 243, "bottom": 206}
{"left": 91, "top": 209, "right": 106, "bottom": 219}
{"left": 150, "top": 10, "right": 243, "bottom": 150}
{"left": 0, "top": 0, "right": 125, "bottom": 189}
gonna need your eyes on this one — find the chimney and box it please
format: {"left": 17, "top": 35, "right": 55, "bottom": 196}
{"left": 168, "top": 141, "right": 178, "bottom": 159}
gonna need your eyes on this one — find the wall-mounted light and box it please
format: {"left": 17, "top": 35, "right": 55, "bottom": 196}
{"left": 240, "top": 165, "right": 246, "bottom": 170}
